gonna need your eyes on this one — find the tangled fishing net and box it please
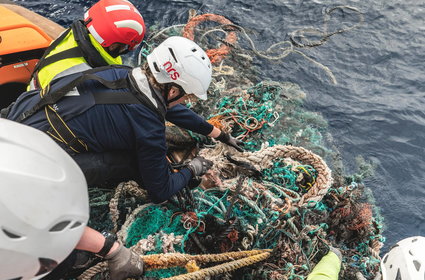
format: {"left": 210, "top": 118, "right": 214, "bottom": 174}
{"left": 79, "top": 6, "right": 384, "bottom": 280}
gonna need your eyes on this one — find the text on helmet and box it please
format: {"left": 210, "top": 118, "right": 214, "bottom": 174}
{"left": 163, "top": 61, "right": 180, "bottom": 80}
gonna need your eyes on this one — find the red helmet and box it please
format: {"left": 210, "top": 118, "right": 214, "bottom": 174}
{"left": 84, "top": 0, "right": 146, "bottom": 50}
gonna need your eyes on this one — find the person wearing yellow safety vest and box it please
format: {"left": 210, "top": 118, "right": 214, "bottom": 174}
{"left": 28, "top": 0, "right": 145, "bottom": 90}
{"left": 0, "top": 120, "right": 144, "bottom": 280}
{"left": 307, "top": 247, "right": 342, "bottom": 280}
{"left": 308, "top": 236, "right": 425, "bottom": 280}
{"left": 4, "top": 36, "right": 244, "bottom": 203}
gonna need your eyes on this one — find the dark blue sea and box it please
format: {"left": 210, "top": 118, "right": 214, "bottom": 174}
{"left": 13, "top": 0, "right": 425, "bottom": 252}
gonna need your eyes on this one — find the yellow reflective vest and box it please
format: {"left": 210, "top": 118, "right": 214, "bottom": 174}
{"left": 29, "top": 20, "right": 122, "bottom": 90}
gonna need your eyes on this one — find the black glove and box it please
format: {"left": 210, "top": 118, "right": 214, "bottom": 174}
{"left": 187, "top": 156, "right": 213, "bottom": 177}
{"left": 216, "top": 131, "right": 244, "bottom": 152}
{"left": 106, "top": 242, "right": 144, "bottom": 280}
{"left": 188, "top": 176, "right": 202, "bottom": 189}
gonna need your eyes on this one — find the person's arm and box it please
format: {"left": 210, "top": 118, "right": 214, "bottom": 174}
{"left": 166, "top": 104, "right": 214, "bottom": 135}
{"left": 137, "top": 137, "right": 193, "bottom": 202}
{"left": 76, "top": 226, "right": 144, "bottom": 280}
{"left": 129, "top": 105, "right": 193, "bottom": 202}
{"left": 75, "top": 226, "right": 119, "bottom": 254}
{"left": 166, "top": 105, "right": 244, "bottom": 151}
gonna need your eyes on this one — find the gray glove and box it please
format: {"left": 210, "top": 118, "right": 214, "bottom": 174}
{"left": 106, "top": 242, "right": 144, "bottom": 280}
{"left": 187, "top": 157, "right": 213, "bottom": 177}
{"left": 216, "top": 131, "right": 244, "bottom": 152}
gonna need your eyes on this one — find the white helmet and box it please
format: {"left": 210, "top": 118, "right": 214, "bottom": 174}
{"left": 0, "top": 120, "right": 89, "bottom": 280}
{"left": 381, "top": 236, "right": 425, "bottom": 280}
{"left": 147, "top": 36, "right": 212, "bottom": 100}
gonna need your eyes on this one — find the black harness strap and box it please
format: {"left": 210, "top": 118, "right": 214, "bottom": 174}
{"left": 30, "top": 28, "right": 73, "bottom": 88}
{"left": 92, "top": 90, "right": 142, "bottom": 105}
{"left": 16, "top": 66, "right": 131, "bottom": 123}
{"left": 35, "top": 47, "right": 83, "bottom": 71}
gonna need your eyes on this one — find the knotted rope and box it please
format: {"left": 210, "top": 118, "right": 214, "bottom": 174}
{"left": 201, "top": 144, "right": 333, "bottom": 207}
{"left": 78, "top": 249, "right": 271, "bottom": 280}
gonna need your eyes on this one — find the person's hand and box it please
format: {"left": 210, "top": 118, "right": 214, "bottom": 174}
{"left": 187, "top": 157, "right": 213, "bottom": 177}
{"left": 216, "top": 131, "right": 244, "bottom": 152}
{"left": 106, "top": 242, "right": 144, "bottom": 280}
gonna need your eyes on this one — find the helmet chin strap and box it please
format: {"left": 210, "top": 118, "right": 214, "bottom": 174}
{"left": 165, "top": 84, "right": 186, "bottom": 105}
{"left": 108, "top": 47, "right": 122, "bottom": 58}
{"left": 107, "top": 44, "right": 130, "bottom": 58}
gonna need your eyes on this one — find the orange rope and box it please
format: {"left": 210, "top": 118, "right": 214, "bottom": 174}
{"left": 207, "top": 115, "right": 225, "bottom": 130}
{"left": 183, "top": 13, "right": 238, "bottom": 64}
{"left": 230, "top": 114, "right": 266, "bottom": 140}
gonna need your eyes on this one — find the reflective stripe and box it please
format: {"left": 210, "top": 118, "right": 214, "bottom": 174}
{"left": 105, "top": 5, "right": 131, "bottom": 12}
{"left": 53, "top": 63, "right": 92, "bottom": 80}
{"left": 28, "top": 78, "right": 37, "bottom": 90}
{"left": 131, "top": 68, "right": 158, "bottom": 108}
{"left": 114, "top": 20, "right": 144, "bottom": 35}
{"left": 134, "top": 9, "right": 143, "bottom": 20}
{"left": 87, "top": 25, "right": 104, "bottom": 44}
{"left": 64, "top": 89, "right": 81, "bottom": 97}
{"left": 133, "top": 9, "right": 143, "bottom": 18}
{"left": 84, "top": 11, "right": 89, "bottom": 20}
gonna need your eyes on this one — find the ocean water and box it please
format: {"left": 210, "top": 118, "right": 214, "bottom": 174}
{"left": 13, "top": 0, "right": 425, "bottom": 252}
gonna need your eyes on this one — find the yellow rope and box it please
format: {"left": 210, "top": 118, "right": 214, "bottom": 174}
{"left": 162, "top": 252, "right": 271, "bottom": 280}
{"left": 142, "top": 249, "right": 272, "bottom": 270}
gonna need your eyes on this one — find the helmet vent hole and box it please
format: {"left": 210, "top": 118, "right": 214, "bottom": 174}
{"left": 414, "top": 260, "right": 421, "bottom": 271}
{"left": 7, "top": 277, "right": 22, "bottom": 280}
{"left": 2, "top": 227, "right": 23, "bottom": 239}
{"left": 389, "top": 244, "right": 399, "bottom": 251}
{"left": 409, "top": 250, "right": 413, "bottom": 256}
{"left": 36, "top": 258, "right": 58, "bottom": 276}
{"left": 168, "top": 48, "right": 178, "bottom": 62}
{"left": 383, "top": 255, "right": 388, "bottom": 263}
{"left": 201, "top": 56, "right": 205, "bottom": 60}
{"left": 49, "top": 221, "right": 71, "bottom": 232}
{"left": 70, "top": 221, "right": 83, "bottom": 229}
{"left": 396, "top": 269, "right": 401, "bottom": 280}
{"left": 192, "top": 48, "right": 197, "bottom": 52}
{"left": 153, "top": 62, "right": 160, "bottom": 72}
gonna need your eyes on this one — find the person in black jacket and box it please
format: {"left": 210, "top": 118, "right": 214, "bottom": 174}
{"left": 5, "top": 36, "right": 243, "bottom": 203}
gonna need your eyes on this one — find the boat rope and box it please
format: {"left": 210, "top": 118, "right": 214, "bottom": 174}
{"left": 78, "top": 249, "right": 271, "bottom": 280}
{"left": 200, "top": 144, "right": 333, "bottom": 206}
{"left": 109, "top": 180, "right": 148, "bottom": 234}
{"left": 162, "top": 251, "right": 271, "bottom": 280}
{"left": 289, "top": 6, "right": 364, "bottom": 48}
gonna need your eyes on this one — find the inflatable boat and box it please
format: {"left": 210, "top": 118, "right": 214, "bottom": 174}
{"left": 0, "top": 1, "right": 64, "bottom": 108}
